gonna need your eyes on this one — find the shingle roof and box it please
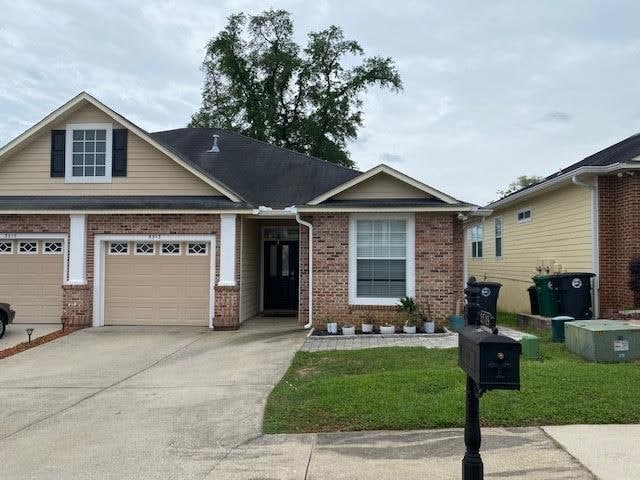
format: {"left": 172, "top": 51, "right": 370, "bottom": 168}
{"left": 150, "top": 128, "right": 362, "bottom": 208}
{"left": 0, "top": 196, "right": 249, "bottom": 210}
{"left": 494, "top": 131, "right": 640, "bottom": 204}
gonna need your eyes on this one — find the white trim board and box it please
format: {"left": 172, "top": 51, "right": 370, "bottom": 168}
{"left": 306, "top": 164, "right": 461, "bottom": 205}
{"left": 92, "top": 233, "right": 216, "bottom": 328}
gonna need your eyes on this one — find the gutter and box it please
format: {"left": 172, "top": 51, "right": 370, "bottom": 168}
{"left": 293, "top": 209, "right": 314, "bottom": 329}
{"left": 488, "top": 162, "right": 640, "bottom": 209}
{"left": 571, "top": 175, "right": 600, "bottom": 318}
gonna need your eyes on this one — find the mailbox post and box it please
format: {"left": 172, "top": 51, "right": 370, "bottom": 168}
{"left": 459, "top": 279, "right": 521, "bottom": 480}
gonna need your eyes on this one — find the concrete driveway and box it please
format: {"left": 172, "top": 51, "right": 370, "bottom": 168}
{"left": 0, "top": 318, "right": 306, "bottom": 480}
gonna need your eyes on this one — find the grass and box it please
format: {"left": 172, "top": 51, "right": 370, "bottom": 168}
{"left": 263, "top": 313, "right": 640, "bottom": 433}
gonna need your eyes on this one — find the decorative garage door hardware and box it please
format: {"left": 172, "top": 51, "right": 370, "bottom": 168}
{"left": 458, "top": 279, "right": 521, "bottom": 480}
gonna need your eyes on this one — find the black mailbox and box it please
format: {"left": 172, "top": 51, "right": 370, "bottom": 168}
{"left": 458, "top": 325, "right": 521, "bottom": 392}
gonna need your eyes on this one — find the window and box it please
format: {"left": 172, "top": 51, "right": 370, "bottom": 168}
{"left": 517, "top": 208, "right": 532, "bottom": 223}
{"left": 187, "top": 243, "right": 208, "bottom": 255}
{"left": 161, "top": 243, "right": 181, "bottom": 255}
{"left": 109, "top": 242, "right": 129, "bottom": 255}
{"left": 43, "top": 241, "right": 63, "bottom": 254}
{"left": 494, "top": 218, "right": 503, "bottom": 258}
{"left": 65, "top": 123, "right": 112, "bottom": 183}
{"left": 349, "top": 215, "right": 415, "bottom": 305}
{"left": 471, "top": 225, "right": 483, "bottom": 258}
{"left": 18, "top": 241, "right": 38, "bottom": 254}
{"left": 0, "top": 241, "right": 13, "bottom": 254}
{"left": 135, "top": 242, "right": 155, "bottom": 255}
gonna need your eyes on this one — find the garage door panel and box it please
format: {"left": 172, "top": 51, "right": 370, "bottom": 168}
{"left": 104, "top": 243, "right": 211, "bottom": 326}
{"left": 0, "top": 248, "right": 63, "bottom": 324}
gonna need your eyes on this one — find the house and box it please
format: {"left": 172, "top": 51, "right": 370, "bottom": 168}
{"left": 465, "top": 131, "right": 640, "bottom": 318}
{"left": 0, "top": 92, "right": 477, "bottom": 330}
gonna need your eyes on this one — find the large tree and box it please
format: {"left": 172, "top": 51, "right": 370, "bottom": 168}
{"left": 190, "top": 9, "right": 402, "bottom": 168}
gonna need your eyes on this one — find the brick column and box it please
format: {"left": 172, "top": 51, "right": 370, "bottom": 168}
{"left": 214, "top": 286, "right": 240, "bottom": 329}
{"left": 62, "top": 284, "right": 93, "bottom": 327}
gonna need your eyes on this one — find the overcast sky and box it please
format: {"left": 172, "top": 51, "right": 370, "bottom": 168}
{"left": 2, "top": 1, "right": 640, "bottom": 205}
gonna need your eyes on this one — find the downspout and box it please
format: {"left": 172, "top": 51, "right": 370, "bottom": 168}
{"left": 572, "top": 175, "right": 600, "bottom": 318}
{"left": 295, "top": 211, "right": 314, "bottom": 329}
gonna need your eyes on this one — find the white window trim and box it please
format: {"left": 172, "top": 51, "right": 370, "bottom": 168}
{"left": 92, "top": 234, "right": 216, "bottom": 328}
{"left": 43, "top": 241, "right": 64, "bottom": 255}
{"left": 0, "top": 240, "right": 13, "bottom": 254}
{"left": 348, "top": 213, "right": 415, "bottom": 306}
{"left": 494, "top": 217, "right": 503, "bottom": 259}
{"left": 470, "top": 223, "right": 483, "bottom": 259}
{"left": 517, "top": 207, "right": 533, "bottom": 224}
{"left": 65, "top": 123, "right": 113, "bottom": 184}
{"left": 160, "top": 242, "right": 182, "bottom": 256}
{"left": 108, "top": 242, "right": 130, "bottom": 255}
{"left": 134, "top": 242, "right": 156, "bottom": 256}
{"left": 18, "top": 240, "right": 39, "bottom": 255}
{"left": 187, "top": 242, "right": 208, "bottom": 256}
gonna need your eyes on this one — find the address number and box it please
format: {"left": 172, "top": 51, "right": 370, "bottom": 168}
{"left": 1, "top": 233, "right": 17, "bottom": 239}
{"left": 147, "top": 235, "right": 161, "bottom": 240}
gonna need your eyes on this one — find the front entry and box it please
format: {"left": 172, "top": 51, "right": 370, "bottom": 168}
{"left": 263, "top": 240, "right": 299, "bottom": 311}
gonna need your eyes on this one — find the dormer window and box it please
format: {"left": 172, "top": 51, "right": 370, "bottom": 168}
{"left": 65, "top": 123, "right": 112, "bottom": 183}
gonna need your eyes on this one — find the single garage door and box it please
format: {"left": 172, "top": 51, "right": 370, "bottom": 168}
{"left": 0, "top": 239, "right": 64, "bottom": 324}
{"left": 104, "top": 241, "right": 211, "bottom": 326}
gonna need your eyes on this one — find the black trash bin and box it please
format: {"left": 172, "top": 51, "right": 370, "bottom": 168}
{"left": 527, "top": 285, "right": 539, "bottom": 315}
{"left": 551, "top": 273, "right": 596, "bottom": 320}
{"left": 472, "top": 281, "right": 502, "bottom": 319}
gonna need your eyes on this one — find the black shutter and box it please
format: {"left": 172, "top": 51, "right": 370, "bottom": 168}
{"left": 50, "top": 130, "right": 66, "bottom": 177}
{"left": 112, "top": 129, "right": 128, "bottom": 177}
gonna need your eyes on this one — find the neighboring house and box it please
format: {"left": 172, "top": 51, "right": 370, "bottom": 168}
{"left": 0, "top": 92, "right": 477, "bottom": 330}
{"left": 465, "top": 131, "right": 640, "bottom": 318}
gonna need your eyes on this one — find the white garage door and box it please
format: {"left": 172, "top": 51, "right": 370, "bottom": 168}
{"left": 104, "top": 241, "right": 212, "bottom": 326}
{"left": 0, "top": 239, "right": 64, "bottom": 324}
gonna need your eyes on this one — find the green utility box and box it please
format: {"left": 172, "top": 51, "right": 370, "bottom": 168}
{"left": 520, "top": 334, "right": 540, "bottom": 359}
{"left": 565, "top": 320, "right": 640, "bottom": 362}
{"left": 533, "top": 275, "right": 558, "bottom": 317}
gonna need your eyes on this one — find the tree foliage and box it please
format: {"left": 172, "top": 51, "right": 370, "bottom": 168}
{"left": 190, "top": 9, "right": 403, "bottom": 168}
{"left": 496, "top": 175, "right": 544, "bottom": 198}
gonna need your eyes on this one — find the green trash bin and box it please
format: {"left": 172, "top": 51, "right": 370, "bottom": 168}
{"left": 533, "top": 275, "right": 558, "bottom": 317}
{"left": 551, "top": 316, "right": 574, "bottom": 342}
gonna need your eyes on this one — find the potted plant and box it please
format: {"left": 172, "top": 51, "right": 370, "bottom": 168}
{"left": 403, "top": 316, "right": 417, "bottom": 334}
{"left": 379, "top": 322, "right": 395, "bottom": 334}
{"left": 397, "top": 296, "right": 418, "bottom": 333}
{"left": 421, "top": 299, "right": 435, "bottom": 334}
{"left": 361, "top": 315, "right": 374, "bottom": 334}
{"left": 326, "top": 318, "right": 338, "bottom": 335}
{"left": 342, "top": 323, "right": 356, "bottom": 336}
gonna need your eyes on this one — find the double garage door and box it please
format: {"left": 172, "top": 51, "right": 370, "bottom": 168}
{"left": 104, "top": 240, "right": 212, "bottom": 326}
{"left": 0, "top": 238, "right": 65, "bottom": 324}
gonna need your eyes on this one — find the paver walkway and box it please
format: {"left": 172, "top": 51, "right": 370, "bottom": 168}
{"left": 301, "top": 325, "right": 525, "bottom": 351}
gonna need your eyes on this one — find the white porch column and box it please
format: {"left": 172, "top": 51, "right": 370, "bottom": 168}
{"left": 218, "top": 214, "right": 237, "bottom": 286}
{"left": 68, "top": 214, "right": 87, "bottom": 284}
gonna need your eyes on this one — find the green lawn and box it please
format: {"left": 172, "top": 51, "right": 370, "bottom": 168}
{"left": 263, "top": 313, "right": 640, "bottom": 433}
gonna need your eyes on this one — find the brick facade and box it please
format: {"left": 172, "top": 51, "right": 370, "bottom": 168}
{"left": 598, "top": 175, "right": 640, "bottom": 316}
{"left": 298, "top": 212, "right": 464, "bottom": 329}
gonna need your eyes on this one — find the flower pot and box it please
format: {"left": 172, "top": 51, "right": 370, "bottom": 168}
{"left": 423, "top": 321, "right": 435, "bottom": 334}
{"left": 327, "top": 322, "right": 338, "bottom": 334}
{"left": 342, "top": 326, "right": 356, "bottom": 336}
{"left": 361, "top": 323, "right": 374, "bottom": 334}
{"left": 403, "top": 325, "right": 417, "bottom": 334}
{"left": 379, "top": 325, "right": 395, "bottom": 334}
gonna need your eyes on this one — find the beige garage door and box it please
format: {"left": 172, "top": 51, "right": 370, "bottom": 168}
{"left": 104, "top": 241, "right": 211, "bottom": 326}
{"left": 0, "top": 239, "right": 64, "bottom": 324}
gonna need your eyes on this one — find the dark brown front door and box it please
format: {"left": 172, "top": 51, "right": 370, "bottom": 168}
{"left": 264, "top": 240, "right": 299, "bottom": 311}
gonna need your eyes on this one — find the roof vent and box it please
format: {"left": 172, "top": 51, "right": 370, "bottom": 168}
{"left": 207, "top": 134, "right": 220, "bottom": 153}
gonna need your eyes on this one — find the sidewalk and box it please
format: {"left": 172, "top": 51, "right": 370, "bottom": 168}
{"left": 208, "top": 427, "right": 596, "bottom": 479}
{"left": 543, "top": 424, "right": 640, "bottom": 480}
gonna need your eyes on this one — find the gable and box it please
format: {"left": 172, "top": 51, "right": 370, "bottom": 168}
{"left": 332, "top": 172, "right": 433, "bottom": 200}
{"left": 0, "top": 103, "right": 220, "bottom": 196}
